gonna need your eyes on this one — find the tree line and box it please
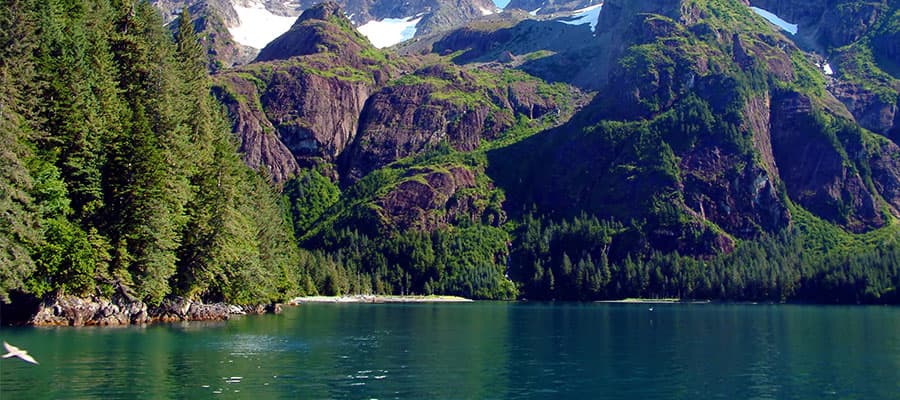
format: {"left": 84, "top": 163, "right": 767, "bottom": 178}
{"left": 1, "top": 0, "right": 302, "bottom": 305}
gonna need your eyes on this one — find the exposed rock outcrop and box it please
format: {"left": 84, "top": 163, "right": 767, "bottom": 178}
{"left": 376, "top": 166, "right": 499, "bottom": 231}
{"left": 29, "top": 295, "right": 271, "bottom": 326}
{"left": 770, "top": 91, "right": 884, "bottom": 231}
{"left": 213, "top": 74, "right": 301, "bottom": 182}
{"left": 341, "top": 64, "right": 565, "bottom": 180}
{"left": 869, "top": 139, "right": 900, "bottom": 217}
{"left": 829, "top": 80, "right": 899, "bottom": 137}
{"left": 213, "top": 3, "right": 399, "bottom": 181}
{"left": 262, "top": 63, "right": 375, "bottom": 160}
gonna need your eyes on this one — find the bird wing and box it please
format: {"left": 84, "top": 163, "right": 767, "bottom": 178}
{"left": 18, "top": 353, "right": 38, "bottom": 364}
{"left": 3, "top": 342, "right": 38, "bottom": 364}
{"left": 3, "top": 341, "right": 18, "bottom": 353}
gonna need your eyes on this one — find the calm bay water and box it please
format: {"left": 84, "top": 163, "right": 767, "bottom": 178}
{"left": 1, "top": 303, "right": 898, "bottom": 399}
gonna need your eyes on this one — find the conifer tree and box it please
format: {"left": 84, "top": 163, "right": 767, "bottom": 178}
{"left": 0, "top": 0, "right": 40, "bottom": 301}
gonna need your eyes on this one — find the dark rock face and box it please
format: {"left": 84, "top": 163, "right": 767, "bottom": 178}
{"left": 869, "top": 139, "right": 900, "bottom": 217}
{"left": 829, "top": 80, "right": 898, "bottom": 137}
{"left": 262, "top": 66, "right": 374, "bottom": 161}
{"left": 213, "top": 4, "right": 398, "bottom": 181}
{"left": 377, "top": 167, "right": 492, "bottom": 231}
{"left": 771, "top": 91, "right": 884, "bottom": 231}
{"left": 213, "top": 75, "right": 300, "bottom": 182}
{"left": 341, "top": 64, "right": 560, "bottom": 180}
{"left": 28, "top": 295, "right": 268, "bottom": 326}
{"left": 215, "top": 64, "right": 378, "bottom": 179}
{"left": 680, "top": 144, "right": 790, "bottom": 239}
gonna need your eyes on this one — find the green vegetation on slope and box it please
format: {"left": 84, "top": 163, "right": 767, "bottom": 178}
{"left": 287, "top": 0, "right": 900, "bottom": 304}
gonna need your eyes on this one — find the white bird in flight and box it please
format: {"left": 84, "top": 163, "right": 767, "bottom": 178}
{"left": 3, "top": 341, "right": 39, "bottom": 364}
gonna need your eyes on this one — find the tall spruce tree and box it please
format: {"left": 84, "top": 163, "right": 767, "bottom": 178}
{"left": 0, "top": 0, "right": 40, "bottom": 301}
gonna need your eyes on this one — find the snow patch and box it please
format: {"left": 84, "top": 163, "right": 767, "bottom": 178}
{"left": 556, "top": 4, "right": 603, "bottom": 31}
{"left": 750, "top": 6, "right": 798, "bottom": 35}
{"left": 357, "top": 15, "right": 423, "bottom": 48}
{"left": 529, "top": 8, "right": 541, "bottom": 16}
{"left": 822, "top": 62, "right": 833, "bottom": 75}
{"left": 479, "top": 6, "right": 496, "bottom": 16}
{"left": 229, "top": 2, "right": 296, "bottom": 49}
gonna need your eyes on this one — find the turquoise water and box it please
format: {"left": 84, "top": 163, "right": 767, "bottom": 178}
{"left": 1, "top": 303, "right": 898, "bottom": 399}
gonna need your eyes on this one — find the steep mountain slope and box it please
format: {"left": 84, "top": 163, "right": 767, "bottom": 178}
{"left": 748, "top": 0, "right": 899, "bottom": 139}
{"left": 214, "top": 2, "right": 582, "bottom": 183}
{"left": 154, "top": 0, "right": 256, "bottom": 69}
{"left": 229, "top": 0, "right": 900, "bottom": 302}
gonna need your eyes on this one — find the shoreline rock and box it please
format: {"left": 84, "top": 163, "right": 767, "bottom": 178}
{"left": 27, "top": 295, "right": 274, "bottom": 327}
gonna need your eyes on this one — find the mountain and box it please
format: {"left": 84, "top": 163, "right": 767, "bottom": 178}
{"left": 213, "top": 0, "right": 899, "bottom": 302}
{"left": 3, "top": 0, "right": 899, "bottom": 312}
{"left": 151, "top": 0, "right": 502, "bottom": 69}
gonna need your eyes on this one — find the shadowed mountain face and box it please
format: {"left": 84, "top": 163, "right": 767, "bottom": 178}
{"left": 484, "top": 0, "right": 900, "bottom": 239}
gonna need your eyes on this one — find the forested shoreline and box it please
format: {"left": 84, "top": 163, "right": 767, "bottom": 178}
{"left": 2, "top": 0, "right": 898, "bottom": 319}
{"left": 1, "top": 0, "right": 304, "bottom": 307}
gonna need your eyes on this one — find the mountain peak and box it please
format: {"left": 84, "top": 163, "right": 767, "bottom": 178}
{"left": 294, "top": 1, "right": 344, "bottom": 25}
{"left": 256, "top": 1, "right": 371, "bottom": 62}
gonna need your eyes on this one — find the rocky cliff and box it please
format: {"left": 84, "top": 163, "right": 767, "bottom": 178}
{"left": 213, "top": 2, "right": 581, "bottom": 186}
{"left": 340, "top": 63, "right": 575, "bottom": 180}
{"left": 213, "top": 3, "right": 400, "bottom": 179}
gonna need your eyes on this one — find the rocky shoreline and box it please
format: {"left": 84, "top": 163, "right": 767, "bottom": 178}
{"left": 25, "top": 295, "right": 280, "bottom": 327}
